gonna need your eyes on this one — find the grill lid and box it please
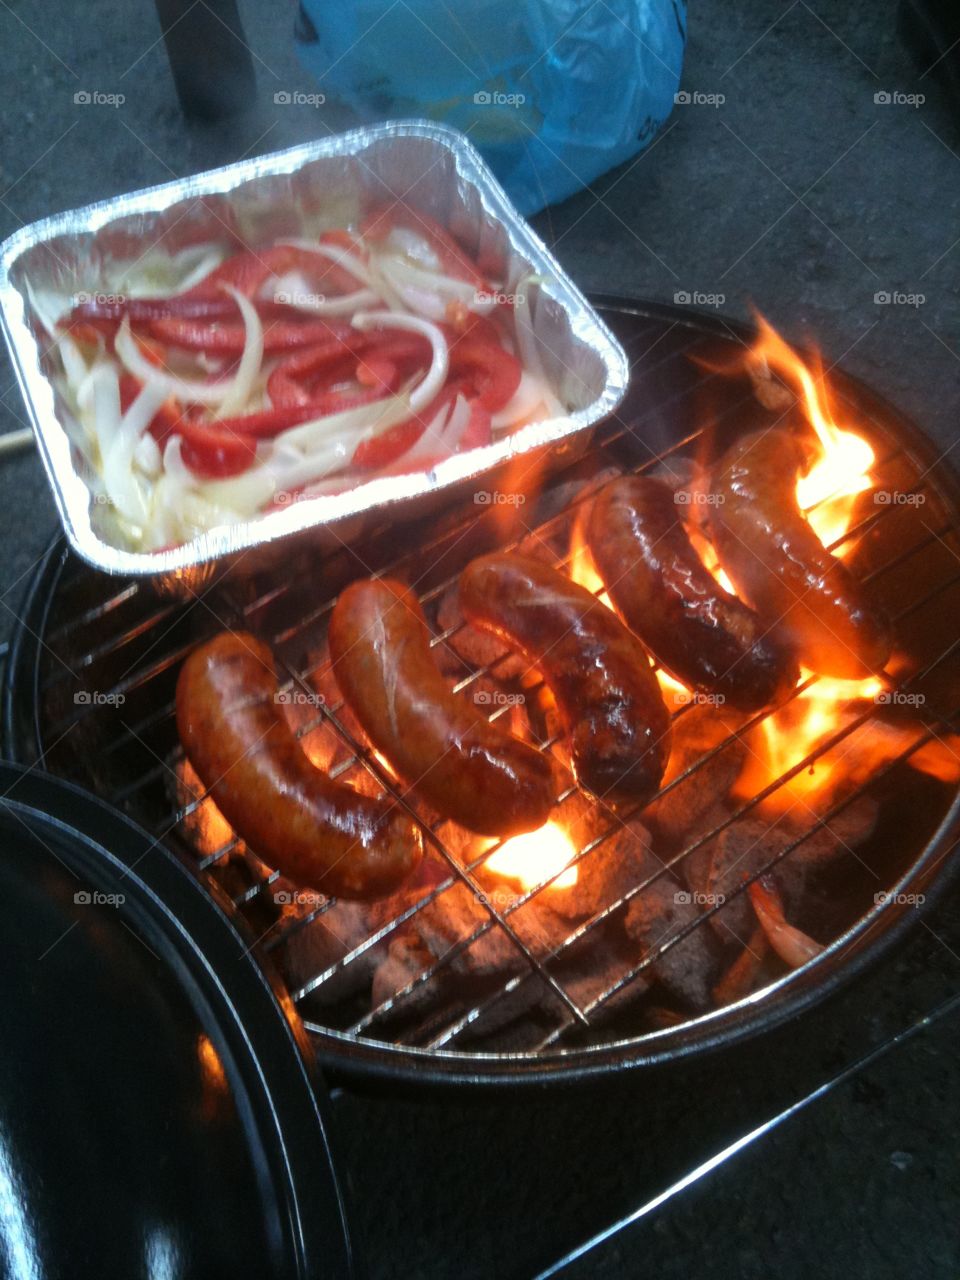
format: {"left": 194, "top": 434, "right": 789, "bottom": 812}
{"left": 0, "top": 762, "right": 355, "bottom": 1280}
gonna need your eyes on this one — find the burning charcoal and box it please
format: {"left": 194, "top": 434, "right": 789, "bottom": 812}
{"left": 370, "top": 932, "right": 450, "bottom": 1015}
{"left": 549, "top": 816, "right": 656, "bottom": 923}
{"left": 283, "top": 898, "right": 385, "bottom": 1008}
{"left": 414, "top": 882, "right": 524, "bottom": 977}
{"left": 504, "top": 889, "right": 576, "bottom": 958}
{"left": 644, "top": 704, "right": 747, "bottom": 844}
{"left": 623, "top": 846, "right": 721, "bottom": 1011}
{"left": 712, "top": 927, "right": 774, "bottom": 1007}
{"left": 680, "top": 802, "right": 733, "bottom": 899}
{"left": 556, "top": 930, "right": 653, "bottom": 1024}
{"left": 790, "top": 795, "right": 879, "bottom": 867}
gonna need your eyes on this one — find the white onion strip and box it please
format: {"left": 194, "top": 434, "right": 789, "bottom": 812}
{"left": 116, "top": 319, "right": 234, "bottom": 407}
{"left": 102, "top": 381, "right": 168, "bottom": 524}
{"left": 215, "top": 286, "right": 263, "bottom": 417}
{"left": 267, "top": 270, "right": 378, "bottom": 316}
{"left": 276, "top": 239, "right": 375, "bottom": 289}
{"left": 350, "top": 311, "right": 448, "bottom": 414}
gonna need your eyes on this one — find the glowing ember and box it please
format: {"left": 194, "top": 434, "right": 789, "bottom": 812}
{"left": 747, "top": 315, "right": 876, "bottom": 554}
{"left": 485, "top": 821, "right": 579, "bottom": 890}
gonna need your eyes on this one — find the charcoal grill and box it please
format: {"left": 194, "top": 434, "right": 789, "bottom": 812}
{"left": 5, "top": 297, "right": 960, "bottom": 1087}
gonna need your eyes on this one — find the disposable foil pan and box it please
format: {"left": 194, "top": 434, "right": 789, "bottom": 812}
{"left": 0, "top": 120, "right": 628, "bottom": 583}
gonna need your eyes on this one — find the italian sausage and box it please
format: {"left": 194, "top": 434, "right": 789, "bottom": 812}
{"left": 707, "top": 429, "right": 891, "bottom": 678}
{"left": 176, "top": 631, "right": 421, "bottom": 899}
{"left": 459, "top": 554, "right": 672, "bottom": 806}
{"left": 587, "top": 476, "right": 799, "bottom": 709}
{"left": 328, "top": 578, "right": 555, "bottom": 836}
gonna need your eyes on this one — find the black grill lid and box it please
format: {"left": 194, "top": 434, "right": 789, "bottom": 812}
{"left": 0, "top": 762, "right": 356, "bottom": 1280}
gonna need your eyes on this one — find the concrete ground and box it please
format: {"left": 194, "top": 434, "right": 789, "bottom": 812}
{"left": 0, "top": 1, "right": 958, "bottom": 1277}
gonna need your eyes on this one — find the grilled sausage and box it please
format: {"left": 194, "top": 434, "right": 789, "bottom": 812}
{"left": 328, "top": 578, "right": 555, "bottom": 836}
{"left": 707, "top": 429, "right": 891, "bottom": 678}
{"left": 176, "top": 631, "right": 421, "bottom": 899}
{"left": 587, "top": 476, "right": 799, "bottom": 710}
{"left": 459, "top": 554, "right": 672, "bottom": 806}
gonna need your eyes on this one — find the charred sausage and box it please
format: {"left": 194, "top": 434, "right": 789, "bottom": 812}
{"left": 587, "top": 475, "right": 799, "bottom": 710}
{"left": 459, "top": 554, "right": 672, "bottom": 806}
{"left": 707, "top": 429, "right": 891, "bottom": 678}
{"left": 176, "top": 631, "right": 421, "bottom": 899}
{"left": 328, "top": 578, "right": 555, "bottom": 836}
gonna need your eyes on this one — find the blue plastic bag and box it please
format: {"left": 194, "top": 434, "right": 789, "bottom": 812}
{"left": 296, "top": 0, "right": 686, "bottom": 214}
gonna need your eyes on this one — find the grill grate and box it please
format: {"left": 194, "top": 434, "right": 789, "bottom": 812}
{"left": 8, "top": 302, "right": 960, "bottom": 1082}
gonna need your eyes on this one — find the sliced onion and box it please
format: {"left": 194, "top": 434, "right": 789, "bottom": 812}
{"left": 351, "top": 311, "right": 448, "bottom": 414}
{"left": 385, "top": 226, "right": 441, "bottom": 270}
{"left": 57, "top": 333, "right": 90, "bottom": 395}
{"left": 87, "top": 363, "right": 121, "bottom": 453}
{"left": 115, "top": 309, "right": 256, "bottom": 409}
{"left": 277, "top": 239, "right": 375, "bottom": 289}
{"left": 274, "top": 392, "right": 411, "bottom": 455}
{"left": 214, "top": 286, "right": 263, "bottom": 417}
{"left": 375, "top": 255, "right": 490, "bottom": 321}
{"left": 491, "top": 370, "right": 548, "bottom": 431}
{"left": 102, "top": 381, "right": 168, "bottom": 524}
{"left": 267, "top": 269, "right": 378, "bottom": 316}
{"left": 133, "top": 431, "right": 162, "bottom": 479}
{"left": 116, "top": 319, "right": 227, "bottom": 406}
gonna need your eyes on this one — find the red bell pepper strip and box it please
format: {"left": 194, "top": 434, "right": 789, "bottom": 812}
{"left": 448, "top": 336, "right": 521, "bottom": 411}
{"left": 458, "top": 400, "right": 493, "bottom": 451}
{"left": 149, "top": 315, "right": 354, "bottom": 356}
{"left": 176, "top": 417, "right": 261, "bottom": 478}
{"left": 180, "top": 245, "right": 292, "bottom": 301}
{"left": 266, "top": 339, "right": 367, "bottom": 408}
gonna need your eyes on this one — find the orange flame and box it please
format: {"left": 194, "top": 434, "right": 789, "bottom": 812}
{"left": 567, "top": 515, "right": 615, "bottom": 610}
{"left": 485, "top": 821, "right": 579, "bottom": 890}
{"left": 747, "top": 316, "right": 875, "bottom": 557}
{"left": 734, "top": 317, "right": 904, "bottom": 810}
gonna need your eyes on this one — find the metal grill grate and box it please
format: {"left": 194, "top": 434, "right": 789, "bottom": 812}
{"left": 8, "top": 301, "right": 960, "bottom": 1083}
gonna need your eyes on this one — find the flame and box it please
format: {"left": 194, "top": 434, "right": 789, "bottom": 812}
{"left": 731, "top": 317, "right": 900, "bottom": 811}
{"left": 568, "top": 516, "right": 614, "bottom": 610}
{"left": 747, "top": 316, "right": 875, "bottom": 556}
{"left": 485, "top": 821, "right": 579, "bottom": 890}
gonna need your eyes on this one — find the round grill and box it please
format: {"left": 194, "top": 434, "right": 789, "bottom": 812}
{"left": 5, "top": 298, "right": 960, "bottom": 1086}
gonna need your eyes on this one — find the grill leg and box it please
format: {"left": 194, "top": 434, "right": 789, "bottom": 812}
{"left": 154, "top": 0, "right": 257, "bottom": 120}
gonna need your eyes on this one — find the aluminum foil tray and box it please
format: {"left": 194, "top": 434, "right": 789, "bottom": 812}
{"left": 0, "top": 120, "right": 628, "bottom": 581}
